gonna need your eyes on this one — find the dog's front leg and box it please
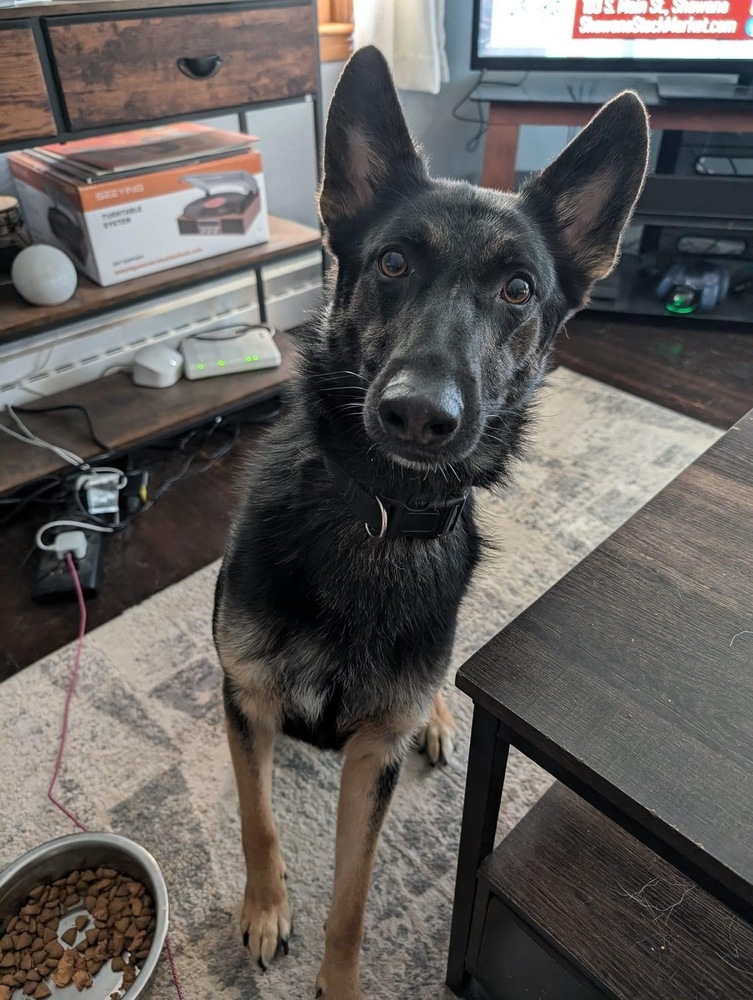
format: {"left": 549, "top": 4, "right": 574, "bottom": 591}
{"left": 315, "top": 731, "right": 404, "bottom": 1000}
{"left": 224, "top": 681, "right": 291, "bottom": 970}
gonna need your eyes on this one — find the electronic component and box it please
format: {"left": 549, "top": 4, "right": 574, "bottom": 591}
{"left": 181, "top": 325, "right": 281, "bottom": 379}
{"left": 32, "top": 529, "right": 104, "bottom": 603}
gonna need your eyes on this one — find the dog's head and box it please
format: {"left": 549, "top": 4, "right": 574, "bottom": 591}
{"left": 306, "top": 47, "right": 648, "bottom": 489}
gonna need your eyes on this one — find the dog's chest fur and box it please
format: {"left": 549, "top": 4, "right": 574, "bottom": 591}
{"left": 214, "top": 407, "right": 482, "bottom": 750}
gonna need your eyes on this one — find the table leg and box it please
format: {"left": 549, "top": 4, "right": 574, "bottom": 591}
{"left": 480, "top": 105, "right": 520, "bottom": 191}
{"left": 446, "top": 704, "right": 510, "bottom": 997}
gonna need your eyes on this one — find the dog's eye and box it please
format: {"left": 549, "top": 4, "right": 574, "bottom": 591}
{"left": 378, "top": 250, "right": 409, "bottom": 278}
{"left": 501, "top": 274, "right": 533, "bottom": 305}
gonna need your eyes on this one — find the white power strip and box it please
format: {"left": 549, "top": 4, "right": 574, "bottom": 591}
{"left": 180, "top": 325, "right": 282, "bottom": 380}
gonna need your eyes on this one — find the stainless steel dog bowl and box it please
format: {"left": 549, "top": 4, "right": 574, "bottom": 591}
{"left": 0, "top": 833, "right": 168, "bottom": 999}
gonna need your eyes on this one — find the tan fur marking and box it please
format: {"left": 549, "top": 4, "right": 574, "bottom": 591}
{"left": 315, "top": 731, "right": 402, "bottom": 1000}
{"left": 420, "top": 691, "right": 458, "bottom": 766}
{"left": 225, "top": 701, "right": 290, "bottom": 967}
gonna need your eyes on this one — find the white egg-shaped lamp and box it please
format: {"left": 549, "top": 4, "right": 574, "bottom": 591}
{"left": 11, "top": 244, "right": 78, "bottom": 306}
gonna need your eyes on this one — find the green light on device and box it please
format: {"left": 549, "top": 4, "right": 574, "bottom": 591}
{"left": 252, "top": 354, "right": 259, "bottom": 361}
{"left": 197, "top": 363, "right": 205, "bottom": 370}
{"left": 217, "top": 360, "right": 225, "bottom": 367}
{"left": 245, "top": 355, "right": 253, "bottom": 363}
{"left": 665, "top": 289, "right": 698, "bottom": 316}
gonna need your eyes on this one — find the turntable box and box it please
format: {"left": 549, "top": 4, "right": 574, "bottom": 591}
{"left": 9, "top": 127, "right": 269, "bottom": 287}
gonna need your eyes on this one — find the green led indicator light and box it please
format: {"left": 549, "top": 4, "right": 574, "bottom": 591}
{"left": 217, "top": 360, "right": 225, "bottom": 366}
{"left": 197, "top": 363, "right": 205, "bottom": 370}
{"left": 245, "top": 355, "right": 253, "bottom": 362}
{"left": 252, "top": 354, "right": 259, "bottom": 361}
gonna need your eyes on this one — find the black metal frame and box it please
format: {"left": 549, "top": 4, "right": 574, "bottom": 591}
{"left": 471, "top": 0, "right": 753, "bottom": 76}
{"left": 446, "top": 698, "right": 753, "bottom": 997}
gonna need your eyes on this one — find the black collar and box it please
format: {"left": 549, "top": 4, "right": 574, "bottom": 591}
{"left": 323, "top": 454, "right": 467, "bottom": 540}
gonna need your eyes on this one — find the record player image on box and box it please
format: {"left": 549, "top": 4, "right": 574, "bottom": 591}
{"left": 177, "top": 172, "right": 260, "bottom": 236}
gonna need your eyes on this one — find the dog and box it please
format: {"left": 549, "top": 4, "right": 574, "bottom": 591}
{"left": 213, "top": 45, "right": 649, "bottom": 1000}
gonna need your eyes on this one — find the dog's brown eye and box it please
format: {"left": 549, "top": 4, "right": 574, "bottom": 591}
{"left": 501, "top": 274, "right": 533, "bottom": 305}
{"left": 379, "top": 250, "right": 408, "bottom": 278}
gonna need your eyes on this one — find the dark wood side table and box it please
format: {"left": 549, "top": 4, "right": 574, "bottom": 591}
{"left": 446, "top": 406, "right": 753, "bottom": 996}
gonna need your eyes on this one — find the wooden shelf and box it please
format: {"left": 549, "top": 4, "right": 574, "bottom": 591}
{"left": 0, "top": 215, "right": 321, "bottom": 345}
{"left": 0, "top": 331, "right": 298, "bottom": 496}
{"left": 475, "top": 782, "right": 753, "bottom": 1000}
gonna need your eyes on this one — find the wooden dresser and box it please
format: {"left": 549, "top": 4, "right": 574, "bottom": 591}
{"left": 0, "top": 0, "right": 320, "bottom": 149}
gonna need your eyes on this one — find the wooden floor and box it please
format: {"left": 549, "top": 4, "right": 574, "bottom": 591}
{"left": 1, "top": 313, "right": 752, "bottom": 679}
{"left": 557, "top": 313, "right": 753, "bottom": 430}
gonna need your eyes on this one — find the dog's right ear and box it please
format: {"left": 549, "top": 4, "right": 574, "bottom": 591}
{"left": 319, "top": 46, "right": 427, "bottom": 241}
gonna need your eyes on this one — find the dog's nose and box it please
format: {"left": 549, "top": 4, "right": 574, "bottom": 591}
{"left": 378, "top": 379, "right": 462, "bottom": 446}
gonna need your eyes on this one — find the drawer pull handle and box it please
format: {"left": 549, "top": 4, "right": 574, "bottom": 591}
{"left": 177, "top": 55, "right": 223, "bottom": 80}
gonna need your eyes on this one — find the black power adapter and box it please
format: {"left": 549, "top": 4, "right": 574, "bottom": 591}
{"left": 32, "top": 529, "right": 104, "bottom": 604}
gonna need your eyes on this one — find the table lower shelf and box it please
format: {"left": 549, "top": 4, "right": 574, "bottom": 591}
{"left": 467, "top": 782, "right": 753, "bottom": 1000}
{"left": 0, "top": 331, "right": 297, "bottom": 496}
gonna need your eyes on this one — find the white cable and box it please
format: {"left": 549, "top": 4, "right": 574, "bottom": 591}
{"left": 2, "top": 406, "right": 86, "bottom": 468}
{"left": 190, "top": 322, "right": 276, "bottom": 342}
{"left": 35, "top": 520, "right": 114, "bottom": 552}
{"left": 75, "top": 467, "right": 128, "bottom": 492}
{"left": 0, "top": 420, "right": 85, "bottom": 468}
{"left": 8, "top": 406, "right": 85, "bottom": 467}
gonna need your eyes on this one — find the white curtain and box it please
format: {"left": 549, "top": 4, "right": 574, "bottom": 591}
{"left": 353, "top": 0, "right": 450, "bottom": 96}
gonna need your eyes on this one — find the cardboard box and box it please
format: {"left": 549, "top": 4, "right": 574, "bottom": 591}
{"left": 8, "top": 124, "right": 270, "bottom": 287}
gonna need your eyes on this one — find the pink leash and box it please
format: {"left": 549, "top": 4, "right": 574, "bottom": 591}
{"left": 43, "top": 553, "right": 186, "bottom": 999}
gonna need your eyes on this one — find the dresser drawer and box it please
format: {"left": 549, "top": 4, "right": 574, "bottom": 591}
{"left": 0, "top": 25, "right": 56, "bottom": 142}
{"left": 47, "top": 3, "right": 317, "bottom": 131}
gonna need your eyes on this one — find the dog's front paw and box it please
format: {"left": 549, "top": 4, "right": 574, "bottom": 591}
{"left": 417, "top": 691, "right": 457, "bottom": 766}
{"left": 240, "top": 860, "right": 292, "bottom": 971}
{"left": 314, "top": 963, "right": 363, "bottom": 1000}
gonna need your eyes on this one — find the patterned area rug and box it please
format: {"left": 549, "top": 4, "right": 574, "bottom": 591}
{"left": 1, "top": 369, "right": 720, "bottom": 1000}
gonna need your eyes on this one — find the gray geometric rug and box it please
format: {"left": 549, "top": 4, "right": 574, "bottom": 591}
{"left": 0, "top": 369, "right": 720, "bottom": 1000}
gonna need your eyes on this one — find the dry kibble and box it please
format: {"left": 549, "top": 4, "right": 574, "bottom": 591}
{"left": 3, "top": 870, "right": 154, "bottom": 1000}
{"left": 61, "top": 927, "right": 77, "bottom": 946}
{"left": 43, "top": 940, "right": 63, "bottom": 960}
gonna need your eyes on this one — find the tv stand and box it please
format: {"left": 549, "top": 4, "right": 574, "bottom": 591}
{"left": 476, "top": 86, "right": 753, "bottom": 325}
{"left": 657, "top": 75, "right": 753, "bottom": 102}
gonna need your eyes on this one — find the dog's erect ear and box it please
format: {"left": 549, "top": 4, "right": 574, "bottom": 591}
{"left": 319, "top": 46, "right": 427, "bottom": 235}
{"left": 520, "top": 91, "right": 649, "bottom": 296}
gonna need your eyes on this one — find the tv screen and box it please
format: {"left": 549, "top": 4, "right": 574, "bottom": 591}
{"left": 473, "top": 0, "right": 753, "bottom": 73}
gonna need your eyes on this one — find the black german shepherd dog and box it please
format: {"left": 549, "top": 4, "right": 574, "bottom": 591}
{"left": 214, "top": 46, "right": 648, "bottom": 1000}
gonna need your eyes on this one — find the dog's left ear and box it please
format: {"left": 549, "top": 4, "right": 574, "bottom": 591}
{"left": 319, "top": 46, "right": 427, "bottom": 240}
{"left": 520, "top": 91, "right": 649, "bottom": 298}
